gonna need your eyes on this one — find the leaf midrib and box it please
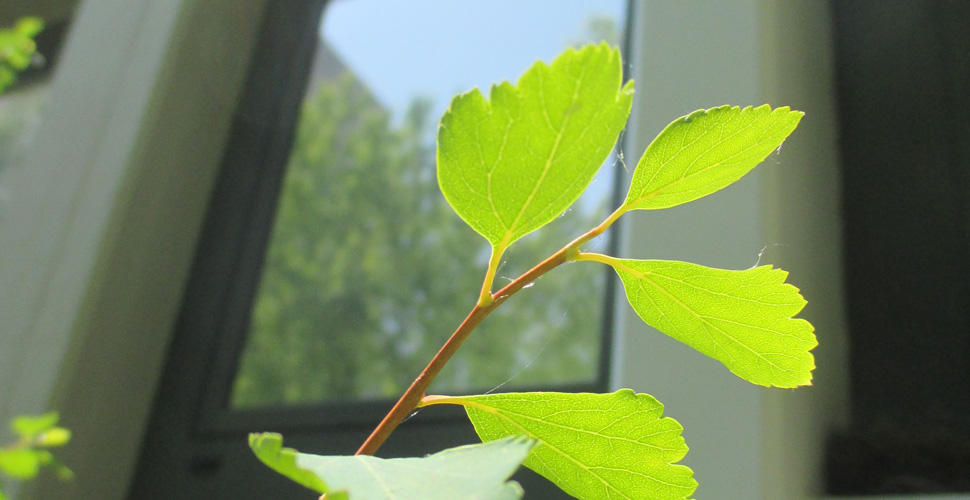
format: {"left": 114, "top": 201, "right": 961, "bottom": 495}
{"left": 355, "top": 457, "right": 395, "bottom": 499}
{"left": 503, "top": 60, "right": 591, "bottom": 240}
{"left": 626, "top": 110, "right": 785, "bottom": 209}
{"left": 460, "top": 398, "right": 690, "bottom": 497}
{"left": 630, "top": 110, "right": 743, "bottom": 205}
{"left": 483, "top": 105, "right": 515, "bottom": 230}
{"left": 466, "top": 399, "right": 632, "bottom": 500}
{"left": 640, "top": 265, "right": 800, "bottom": 310}
{"left": 469, "top": 399, "right": 680, "bottom": 453}
{"left": 614, "top": 260, "right": 800, "bottom": 382}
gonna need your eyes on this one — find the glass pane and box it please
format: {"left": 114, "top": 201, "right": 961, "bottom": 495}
{"left": 231, "top": 0, "right": 628, "bottom": 408}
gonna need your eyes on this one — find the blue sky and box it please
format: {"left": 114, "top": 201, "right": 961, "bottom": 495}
{"left": 321, "top": 0, "right": 626, "bottom": 126}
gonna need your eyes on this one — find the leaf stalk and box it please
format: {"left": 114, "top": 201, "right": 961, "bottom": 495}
{"left": 477, "top": 245, "right": 505, "bottom": 307}
{"left": 573, "top": 252, "right": 622, "bottom": 267}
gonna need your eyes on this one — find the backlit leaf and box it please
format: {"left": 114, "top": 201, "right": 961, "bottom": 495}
{"left": 437, "top": 42, "right": 633, "bottom": 251}
{"left": 14, "top": 17, "right": 44, "bottom": 38}
{"left": 0, "top": 449, "right": 40, "bottom": 480}
{"left": 610, "top": 258, "right": 816, "bottom": 387}
{"left": 248, "top": 433, "right": 327, "bottom": 494}
{"left": 422, "top": 390, "right": 697, "bottom": 500}
{"left": 250, "top": 433, "right": 532, "bottom": 500}
{"left": 36, "top": 427, "right": 72, "bottom": 447}
{"left": 0, "top": 17, "right": 43, "bottom": 95}
{"left": 11, "top": 411, "right": 59, "bottom": 439}
{"left": 623, "top": 105, "right": 801, "bottom": 211}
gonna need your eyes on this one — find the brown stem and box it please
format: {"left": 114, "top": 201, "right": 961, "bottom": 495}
{"left": 355, "top": 207, "right": 625, "bottom": 455}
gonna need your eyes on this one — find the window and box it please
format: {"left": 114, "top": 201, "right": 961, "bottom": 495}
{"left": 131, "top": 1, "right": 633, "bottom": 498}
{"left": 229, "top": 0, "right": 626, "bottom": 410}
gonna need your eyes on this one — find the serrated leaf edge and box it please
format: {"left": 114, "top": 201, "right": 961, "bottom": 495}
{"left": 437, "top": 42, "right": 633, "bottom": 249}
{"left": 421, "top": 390, "right": 696, "bottom": 499}
{"left": 579, "top": 253, "right": 817, "bottom": 387}
{"left": 622, "top": 104, "right": 803, "bottom": 212}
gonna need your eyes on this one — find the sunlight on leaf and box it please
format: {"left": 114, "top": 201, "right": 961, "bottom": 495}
{"left": 0, "top": 17, "right": 44, "bottom": 95}
{"left": 437, "top": 42, "right": 633, "bottom": 252}
{"left": 422, "top": 390, "right": 697, "bottom": 500}
{"left": 11, "top": 412, "right": 59, "bottom": 439}
{"left": 623, "top": 105, "right": 802, "bottom": 211}
{"left": 603, "top": 257, "right": 817, "bottom": 387}
{"left": 248, "top": 433, "right": 327, "bottom": 494}
{"left": 0, "top": 449, "right": 41, "bottom": 480}
{"left": 250, "top": 433, "right": 533, "bottom": 500}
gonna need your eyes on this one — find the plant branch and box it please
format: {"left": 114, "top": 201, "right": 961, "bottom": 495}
{"left": 355, "top": 204, "right": 627, "bottom": 456}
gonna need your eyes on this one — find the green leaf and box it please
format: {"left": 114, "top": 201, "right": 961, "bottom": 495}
{"left": 37, "top": 427, "right": 72, "bottom": 447}
{"left": 0, "top": 449, "right": 41, "bottom": 480}
{"left": 14, "top": 17, "right": 44, "bottom": 38}
{"left": 248, "top": 433, "right": 328, "bottom": 493}
{"left": 423, "top": 390, "right": 697, "bottom": 500}
{"left": 623, "top": 105, "right": 802, "bottom": 211}
{"left": 11, "top": 412, "right": 59, "bottom": 439}
{"left": 0, "top": 17, "right": 43, "bottom": 95}
{"left": 250, "top": 433, "right": 533, "bottom": 500}
{"left": 54, "top": 463, "right": 74, "bottom": 481}
{"left": 437, "top": 42, "right": 633, "bottom": 251}
{"left": 607, "top": 258, "right": 816, "bottom": 387}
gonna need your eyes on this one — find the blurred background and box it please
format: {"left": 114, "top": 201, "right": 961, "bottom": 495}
{"left": 0, "top": 1, "right": 966, "bottom": 499}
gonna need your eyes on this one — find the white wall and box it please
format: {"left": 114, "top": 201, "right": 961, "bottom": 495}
{"left": 613, "top": 2, "right": 846, "bottom": 499}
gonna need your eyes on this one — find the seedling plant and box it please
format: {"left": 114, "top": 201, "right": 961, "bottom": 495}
{"left": 250, "top": 43, "right": 816, "bottom": 499}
